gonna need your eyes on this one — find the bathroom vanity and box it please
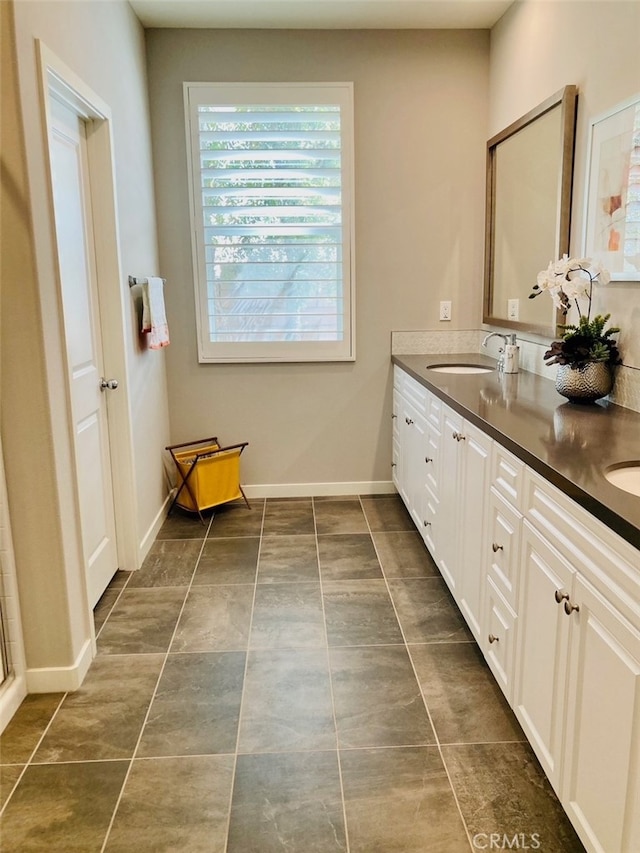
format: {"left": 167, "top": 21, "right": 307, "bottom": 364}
{"left": 392, "top": 354, "right": 640, "bottom": 853}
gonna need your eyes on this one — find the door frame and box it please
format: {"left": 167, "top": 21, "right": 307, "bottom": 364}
{"left": 37, "top": 42, "right": 139, "bottom": 588}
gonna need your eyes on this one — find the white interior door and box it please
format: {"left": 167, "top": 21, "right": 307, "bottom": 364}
{"left": 48, "top": 95, "right": 119, "bottom": 608}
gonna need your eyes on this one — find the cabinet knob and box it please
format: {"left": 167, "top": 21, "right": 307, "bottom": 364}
{"left": 391, "top": 462, "right": 397, "bottom": 468}
{"left": 406, "top": 417, "right": 414, "bottom": 425}
{"left": 391, "top": 413, "right": 397, "bottom": 419}
{"left": 454, "top": 432, "right": 466, "bottom": 442}
{"left": 488, "top": 633, "right": 499, "bottom": 644}
{"left": 554, "top": 590, "right": 570, "bottom": 604}
{"left": 423, "top": 520, "right": 431, "bottom": 527}
{"left": 425, "top": 456, "right": 433, "bottom": 464}
{"left": 564, "top": 600, "right": 580, "bottom": 616}
{"left": 491, "top": 542, "right": 504, "bottom": 553}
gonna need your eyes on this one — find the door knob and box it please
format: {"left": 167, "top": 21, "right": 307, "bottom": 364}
{"left": 100, "top": 378, "right": 119, "bottom": 391}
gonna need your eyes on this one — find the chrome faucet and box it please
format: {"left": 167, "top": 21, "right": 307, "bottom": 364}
{"left": 482, "top": 332, "right": 517, "bottom": 372}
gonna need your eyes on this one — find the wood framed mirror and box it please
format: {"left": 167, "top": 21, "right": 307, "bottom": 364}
{"left": 483, "top": 85, "right": 578, "bottom": 336}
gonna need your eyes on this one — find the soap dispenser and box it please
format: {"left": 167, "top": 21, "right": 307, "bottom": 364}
{"left": 502, "top": 334, "right": 519, "bottom": 374}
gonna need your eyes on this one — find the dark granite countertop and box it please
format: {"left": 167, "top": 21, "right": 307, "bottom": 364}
{"left": 392, "top": 353, "right": 640, "bottom": 552}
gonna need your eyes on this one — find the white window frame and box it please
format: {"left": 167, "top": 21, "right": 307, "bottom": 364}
{"left": 184, "top": 82, "right": 355, "bottom": 363}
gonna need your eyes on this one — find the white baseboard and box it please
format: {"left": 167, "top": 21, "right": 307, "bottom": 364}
{"left": 25, "top": 636, "right": 93, "bottom": 693}
{"left": 243, "top": 481, "right": 396, "bottom": 499}
{"left": 138, "top": 491, "right": 173, "bottom": 565}
{"left": 0, "top": 673, "right": 27, "bottom": 733}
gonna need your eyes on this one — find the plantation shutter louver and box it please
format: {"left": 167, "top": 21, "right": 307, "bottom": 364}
{"left": 185, "top": 83, "right": 355, "bottom": 363}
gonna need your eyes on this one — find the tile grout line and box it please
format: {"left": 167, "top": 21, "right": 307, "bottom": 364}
{"left": 360, "top": 495, "right": 477, "bottom": 853}
{"left": 93, "top": 570, "right": 134, "bottom": 643}
{"left": 312, "top": 495, "right": 352, "bottom": 853}
{"left": 1, "top": 565, "right": 138, "bottom": 817}
{"left": 1, "top": 567, "right": 138, "bottom": 816}
{"left": 223, "top": 497, "right": 267, "bottom": 853}
{"left": 0, "top": 692, "right": 67, "bottom": 817}
{"left": 99, "top": 513, "right": 215, "bottom": 853}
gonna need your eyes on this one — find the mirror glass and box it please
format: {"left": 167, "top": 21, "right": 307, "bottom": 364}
{"left": 483, "top": 86, "right": 578, "bottom": 335}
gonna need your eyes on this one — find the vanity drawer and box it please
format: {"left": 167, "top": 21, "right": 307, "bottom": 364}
{"left": 425, "top": 391, "right": 441, "bottom": 430}
{"left": 486, "top": 487, "right": 522, "bottom": 612}
{"left": 401, "top": 371, "right": 429, "bottom": 417}
{"left": 392, "top": 388, "right": 400, "bottom": 436}
{"left": 422, "top": 483, "right": 438, "bottom": 558}
{"left": 483, "top": 577, "right": 517, "bottom": 702}
{"left": 524, "top": 469, "right": 640, "bottom": 629}
{"left": 491, "top": 443, "right": 525, "bottom": 511}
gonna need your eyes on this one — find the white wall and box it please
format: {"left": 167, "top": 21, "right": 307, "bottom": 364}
{"left": 490, "top": 0, "right": 640, "bottom": 371}
{"left": 146, "top": 28, "right": 489, "bottom": 491}
{"left": 2, "top": 0, "right": 169, "bottom": 683}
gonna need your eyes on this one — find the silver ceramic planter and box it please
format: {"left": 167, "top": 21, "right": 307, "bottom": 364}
{"left": 555, "top": 362, "right": 614, "bottom": 404}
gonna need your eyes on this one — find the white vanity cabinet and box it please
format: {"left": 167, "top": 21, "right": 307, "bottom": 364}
{"left": 392, "top": 364, "right": 640, "bottom": 853}
{"left": 562, "top": 574, "right": 640, "bottom": 853}
{"left": 396, "top": 396, "right": 427, "bottom": 529}
{"left": 440, "top": 409, "right": 491, "bottom": 640}
{"left": 392, "top": 367, "right": 440, "bottom": 542}
{"left": 393, "top": 367, "right": 491, "bottom": 640}
{"left": 517, "top": 470, "right": 640, "bottom": 853}
{"left": 514, "top": 520, "right": 574, "bottom": 790}
{"left": 481, "top": 444, "right": 524, "bottom": 701}
{"left": 436, "top": 405, "right": 464, "bottom": 593}
{"left": 425, "top": 398, "right": 498, "bottom": 645}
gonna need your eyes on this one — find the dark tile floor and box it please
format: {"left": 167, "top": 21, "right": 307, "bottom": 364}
{"left": 0, "top": 495, "right": 585, "bottom": 852}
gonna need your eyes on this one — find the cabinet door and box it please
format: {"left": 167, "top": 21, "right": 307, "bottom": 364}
{"left": 514, "top": 521, "right": 573, "bottom": 792}
{"left": 485, "top": 487, "right": 522, "bottom": 612}
{"left": 483, "top": 576, "right": 518, "bottom": 701}
{"left": 395, "top": 393, "right": 416, "bottom": 509}
{"left": 392, "top": 389, "right": 401, "bottom": 492}
{"left": 424, "top": 417, "right": 440, "bottom": 499}
{"left": 562, "top": 575, "right": 640, "bottom": 853}
{"left": 437, "top": 404, "right": 464, "bottom": 594}
{"left": 421, "top": 482, "right": 438, "bottom": 557}
{"left": 403, "top": 400, "right": 427, "bottom": 530}
{"left": 458, "top": 421, "right": 491, "bottom": 641}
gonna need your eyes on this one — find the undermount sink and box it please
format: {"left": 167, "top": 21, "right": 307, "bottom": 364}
{"left": 604, "top": 464, "right": 640, "bottom": 498}
{"left": 427, "top": 363, "right": 494, "bottom": 374}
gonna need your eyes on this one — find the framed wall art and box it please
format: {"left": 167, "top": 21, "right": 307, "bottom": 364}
{"left": 583, "top": 93, "right": 640, "bottom": 281}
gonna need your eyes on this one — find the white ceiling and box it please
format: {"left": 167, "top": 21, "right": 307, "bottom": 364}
{"left": 129, "top": 0, "right": 515, "bottom": 30}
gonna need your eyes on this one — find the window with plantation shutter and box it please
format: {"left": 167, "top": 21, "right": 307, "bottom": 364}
{"left": 184, "top": 83, "right": 355, "bottom": 363}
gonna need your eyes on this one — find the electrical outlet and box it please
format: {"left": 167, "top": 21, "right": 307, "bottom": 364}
{"left": 507, "top": 298, "right": 520, "bottom": 321}
{"left": 439, "top": 301, "right": 452, "bottom": 321}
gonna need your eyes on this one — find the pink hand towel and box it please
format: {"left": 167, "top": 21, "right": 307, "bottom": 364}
{"left": 142, "top": 276, "right": 170, "bottom": 349}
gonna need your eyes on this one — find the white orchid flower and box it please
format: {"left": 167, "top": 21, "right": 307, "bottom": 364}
{"left": 536, "top": 268, "right": 553, "bottom": 290}
{"left": 552, "top": 254, "right": 572, "bottom": 275}
{"left": 549, "top": 288, "right": 564, "bottom": 310}
{"left": 569, "top": 257, "right": 591, "bottom": 271}
{"left": 590, "top": 261, "right": 611, "bottom": 285}
{"left": 562, "top": 277, "right": 589, "bottom": 300}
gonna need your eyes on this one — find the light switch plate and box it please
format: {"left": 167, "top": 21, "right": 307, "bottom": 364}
{"left": 439, "top": 301, "right": 452, "bottom": 321}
